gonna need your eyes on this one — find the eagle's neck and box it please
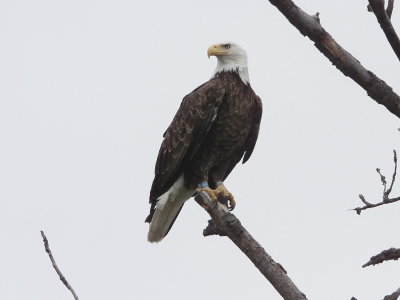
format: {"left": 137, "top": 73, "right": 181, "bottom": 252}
{"left": 212, "top": 56, "right": 249, "bottom": 85}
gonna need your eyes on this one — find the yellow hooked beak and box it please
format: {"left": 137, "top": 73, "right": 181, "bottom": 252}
{"left": 207, "top": 44, "right": 228, "bottom": 58}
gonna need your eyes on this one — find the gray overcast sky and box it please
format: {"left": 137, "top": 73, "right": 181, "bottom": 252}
{"left": 1, "top": 0, "right": 400, "bottom": 299}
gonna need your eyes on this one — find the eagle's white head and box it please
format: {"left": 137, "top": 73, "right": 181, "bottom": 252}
{"left": 207, "top": 42, "right": 249, "bottom": 84}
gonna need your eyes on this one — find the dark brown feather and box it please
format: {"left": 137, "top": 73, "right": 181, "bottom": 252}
{"left": 146, "top": 79, "right": 226, "bottom": 222}
{"left": 242, "top": 95, "right": 263, "bottom": 163}
{"left": 146, "top": 71, "right": 262, "bottom": 223}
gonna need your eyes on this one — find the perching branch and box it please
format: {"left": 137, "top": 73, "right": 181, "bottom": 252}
{"left": 368, "top": 0, "right": 400, "bottom": 61}
{"left": 40, "top": 230, "right": 79, "bottom": 300}
{"left": 354, "top": 150, "right": 400, "bottom": 214}
{"left": 266, "top": 0, "right": 400, "bottom": 119}
{"left": 194, "top": 192, "right": 308, "bottom": 300}
{"left": 362, "top": 247, "right": 400, "bottom": 267}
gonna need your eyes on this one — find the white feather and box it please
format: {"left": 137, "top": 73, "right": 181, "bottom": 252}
{"left": 147, "top": 174, "right": 195, "bottom": 243}
{"left": 212, "top": 42, "right": 249, "bottom": 84}
{"left": 155, "top": 174, "right": 184, "bottom": 209}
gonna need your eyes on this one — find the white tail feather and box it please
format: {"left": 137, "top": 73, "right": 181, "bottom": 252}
{"left": 147, "top": 175, "right": 194, "bottom": 243}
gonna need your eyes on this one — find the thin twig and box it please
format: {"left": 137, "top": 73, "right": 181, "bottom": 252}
{"left": 368, "top": 0, "right": 400, "bottom": 61}
{"left": 386, "top": 150, "right": 397, "bottom": 196}
{"left": 40, "top": 231, "right": 79, "bottom": 300}
{"left": 358, "top": 194, "right": 371, "bottom": 206}
{"left": 354, "top": 150, "right": 400, "bottom": 214}
{"left": 377, "top": 167, "right": 388, "bottom": 197}
{"left": 194, "top": 192, "right": 308, "bottom": 300}
{"left": 354, "top": 195, "right": 400, "bottom": 213}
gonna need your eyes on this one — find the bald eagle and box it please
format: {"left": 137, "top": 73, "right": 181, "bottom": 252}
{"left": 146, "top": 42, "right": 262, "bottom": 243}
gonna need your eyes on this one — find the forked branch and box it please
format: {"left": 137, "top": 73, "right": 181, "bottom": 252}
{"left": 194, "top": 192, "right": 308, "bottom": 300}
{"left": 368, "top": 0, "right": 400, "bottom": 61}
{"left": 266, "top": 0, "right": 400, "bottom": 118}
{"left": 368, "top": 0, "right": 395, "bottom": 19}
{"left": 355, "top": 150, "right": 400, "bottom": 214}
{"left": 41, "top": 230, "right": 79, "bottom": 300}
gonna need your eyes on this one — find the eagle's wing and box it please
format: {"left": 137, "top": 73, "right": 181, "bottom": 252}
{"left": 242, "top": 95, "right": 262, "bottom": 163}
{"left": 146, "top": 79, "right": 225, "bottom": 222}
{"left": 221, "top": 94, "right": 262, "bottom": 182}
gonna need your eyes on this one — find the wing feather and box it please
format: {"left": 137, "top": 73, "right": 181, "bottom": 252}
{"left": 242, "top": 95, "right": 262, "bottom": 163}
{"left": 148, "top": 79, "right": 225, "bottom": 214}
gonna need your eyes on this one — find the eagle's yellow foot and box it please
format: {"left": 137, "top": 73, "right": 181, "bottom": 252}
{"left": 216, "top": 184, "right": 236, "bottom": 211}
{"left": 197, "top": 182, "right": 236, "bottom": 211}
{"left": 196, "top": 186, "right": 219, "bottom": 201}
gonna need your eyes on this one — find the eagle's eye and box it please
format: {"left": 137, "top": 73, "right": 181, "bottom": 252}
{"left": 224, "top": 44, "right": 231, "bottom": 49}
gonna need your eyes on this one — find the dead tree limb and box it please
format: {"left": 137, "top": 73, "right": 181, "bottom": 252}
{"left": 362, "top": 247, "right": 400, "bottom": 267}
{"left": 266, "top": 0, "right": 400, "bottom": 119}
{"left": 383, "top": 287, "right": 400, "bottom": 300}
{"left": 354, "top": 150, "right": 400, "bottom": 214}
{"left": 194, "top": 192, "right": 308, "bottom": 300}
{"left": 40, "top": 230, "right": 79, "bottom": 300}
{"left": 387, "top": 0, "right": 395, "bottom": 18}
{"left": 353, "top": 287, "right": 400, "bottom": 300}
{"left": 368, "top": 0, "right": 400, "bottom": 61}
{"left": 368, "top": 0, "right": 395, "bottom": 19}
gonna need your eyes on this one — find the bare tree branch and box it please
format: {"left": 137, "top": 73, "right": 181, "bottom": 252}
{"left": 368, "top": 0, "right": 400, "bottom": 61}
{"left": 362, "top": 247, "right": 400, "bottom": 267}
{"left": 354, "top": 150, "right": 400, "bottom": 214}
{"left": 385, "top": 149, "right": 397, "bottom": 196}
{"left": 194, "top": 192, "right": 308, "bottom": 300}
{"left": 266, "top": 0, "right": 400, "bottom": 118}
{"left": 383, "top": 287, "right": 400, "bottom": 300}
{"left": 40, "top": 230, "right": 79, "bottom": 300}
{"left": 367, "top": 0, "right": 395, "bottom": 18}
{"left": 353, "top": 287, "right": 400, "bottom": 300}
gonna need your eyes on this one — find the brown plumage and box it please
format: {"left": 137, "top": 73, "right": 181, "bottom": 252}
{"left": 146, "top": 43, "right": 262, "bottom": 242}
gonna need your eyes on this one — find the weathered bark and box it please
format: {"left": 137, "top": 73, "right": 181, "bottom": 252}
{"left": 368, "top": 0, "right": 400, "bottom": 61}
{"left": 267, "top": 0, "right": 400, "bottom": 118}
{"left": 386, "top": 0, "right": 395, "bottom": 18}
{"left": 362, "top": 247, "right": 400, "bottom": 268}
{"left": 195, "top": 192, "right": 308, "bottom": 300}
{"left": 383, "top": 287, "right": 400, "bottom": 300}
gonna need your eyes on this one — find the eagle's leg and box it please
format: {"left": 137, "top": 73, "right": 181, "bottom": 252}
{"left": 196, "top": 182, "right": 219, "bottom": 201}
{"left": 196, "top": 181, "right": 236, "bottom": 211}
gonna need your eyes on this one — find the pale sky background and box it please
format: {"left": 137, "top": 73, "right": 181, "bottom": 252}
{"left": 1, "top": 0, "right": 400, "bottom": 299}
